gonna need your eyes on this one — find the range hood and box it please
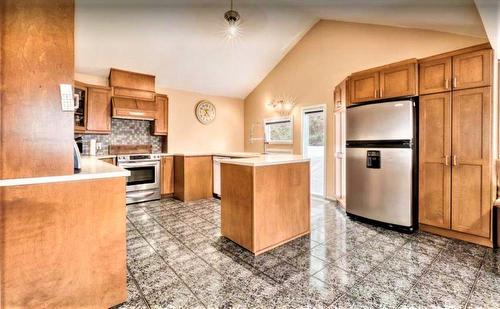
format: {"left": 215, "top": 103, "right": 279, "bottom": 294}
{"left": 112, "top": 97, "right": 156, "bottom": 121}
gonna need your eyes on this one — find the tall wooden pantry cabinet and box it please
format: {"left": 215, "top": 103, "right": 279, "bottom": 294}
{"left": 418, "top": 45, "right": 493, "bottom": 247}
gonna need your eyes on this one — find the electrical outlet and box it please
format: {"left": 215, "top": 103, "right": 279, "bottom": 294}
{"left": 96, "top": 142, "right": 102, "bottom": 150}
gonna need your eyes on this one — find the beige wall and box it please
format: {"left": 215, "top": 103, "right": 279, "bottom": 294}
{"left": 244, "top": 20, "right": 487, "bottom": 199}
{"left": 74, "top": 73, "right": 245, "bottom": 153}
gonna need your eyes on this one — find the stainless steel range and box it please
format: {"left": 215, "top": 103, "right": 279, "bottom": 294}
{"left": 117, "top": 154, "right": 161, "bottom": 204}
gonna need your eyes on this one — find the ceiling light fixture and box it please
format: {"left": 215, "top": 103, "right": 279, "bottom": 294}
{"left": 268, "top": 95, "right": 296, "bottom": 116}
{"left": 224, "top": 0, "right": 241, "bottom": 40}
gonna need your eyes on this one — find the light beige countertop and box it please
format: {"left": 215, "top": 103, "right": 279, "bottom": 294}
{"left": 174, "top": 152, "right": 262, "bottom": 158}
{"left": 0, "top": 157, "right": 130, "bottom": 187}
{"left": 221, "top": 154, "right": 310, "bottom": 167}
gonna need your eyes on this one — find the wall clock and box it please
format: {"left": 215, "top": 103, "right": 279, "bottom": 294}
{"left": 195, "top": 100, "right": 216, "bottom": 124}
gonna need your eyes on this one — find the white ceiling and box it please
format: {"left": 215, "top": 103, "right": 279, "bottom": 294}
{"left": 75, "top": 0, "right": 487, "bottom": 98}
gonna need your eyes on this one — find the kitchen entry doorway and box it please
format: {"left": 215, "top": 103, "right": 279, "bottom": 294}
{"left": 302, "top": 105, "right": 326, "bottom": 197}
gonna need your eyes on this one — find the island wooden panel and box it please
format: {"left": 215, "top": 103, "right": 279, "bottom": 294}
{"left": 0, "top": 0, "right": 75, "bottom": 179}
{"left": 174, "top": 155, "right": 213, "bottom": 202}
{"left": 253, "top": 162, "right": 311, "bottom": 252}
{"left": 221, "top": 162, "right": 310, "bottom": 255}
{"left": 0, "top": 177, "right": 127, "bottom": 308}
{"left": 221, "top": 164, "right": 254, "bottom": 250}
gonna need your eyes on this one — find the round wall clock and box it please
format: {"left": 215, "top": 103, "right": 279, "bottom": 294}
{"left": 195, "top": 100, "right": 216, "bottom": 124}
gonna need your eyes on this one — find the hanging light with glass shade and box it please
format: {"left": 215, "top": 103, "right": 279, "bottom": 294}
{"left": 224, "top": 0, "right": 241, "bottom": 39}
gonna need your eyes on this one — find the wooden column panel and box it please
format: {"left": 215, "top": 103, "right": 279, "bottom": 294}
{"left": 0, "top": 177, "right": 127, "bottom": 308}
{"left": 161, "top": 156, "right": 174, "bottom": 195}
{"left": 380, "top": 61, "right": 417, "bottom": 98}
{"left": 419, "top": 57, "right": 452, "bottom": 95}
{"left": 453, "top": 49, "right": 492, "bottom": 90}
{"left": 1, "top": 0, "right": 75, "bottom": 179}
{"left": 451, "top": 87, "right": 491, "bottom": 238}
{"left": 419, "top": 93, "right": 452, "bottom": 229}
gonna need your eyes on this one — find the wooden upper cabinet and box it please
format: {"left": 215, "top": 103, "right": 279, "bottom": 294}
{"left": 334, "top": 77, "right": 349, "bottom": 109}
{"left": 350, "top": 71, "right": 379, "bottom": 104}
{"left": 419, "top": 57, "right": 452, "bottom": 95}
{"left": 453, "top": 49, "right": 492, "bottom": 90}
{"left": 419, "top": 93, "right": 452, "bottom": 229}
{"left": 153, "top": 94, "right": 168, "bottom": 136}
{"left": 161, "top": 156, "right": 174, "bottom": 195}
{"left": 109, "top": 68, "right": 156, "bottom": 101}
{"left": 379, "top": 60, "right": 417, "bottom": 99}
{"left": 451, "top": 87, "right": 491, "bottom": 237}
{"left": 74, "top": 82, "right": 88, "bottom": 133}
{"left": 86, "top": 86, "right": 112, "bottom": 133}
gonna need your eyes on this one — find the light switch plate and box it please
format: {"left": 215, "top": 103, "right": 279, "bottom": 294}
{"left": 60, "top": 84, "right": 75, "bottom": 112}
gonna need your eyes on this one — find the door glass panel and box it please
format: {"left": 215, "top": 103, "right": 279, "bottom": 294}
{"left": 127, "top": 166, "right": 155, "bottom": 186}
{"left": 303, "top": 109, "right": 325, "bottom": 196}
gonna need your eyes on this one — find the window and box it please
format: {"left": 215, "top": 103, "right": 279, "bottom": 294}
{"left": 264, "top": 117, "right": 293, "bottom": 144}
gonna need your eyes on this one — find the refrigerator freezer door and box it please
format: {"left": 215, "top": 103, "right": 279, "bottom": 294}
{"left": 346, "top": 100, "right": 413, "bottom": 141}
{"left": 346, "top": 147, "right": 413, "bottom": 227}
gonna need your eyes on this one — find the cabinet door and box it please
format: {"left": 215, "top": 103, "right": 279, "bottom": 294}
{"left": 333, "top": 85, "right": 342, "bottom": 110}
{"left": 419, "top": 93, "right": 452, "bottom": 229}
{"left": 86, "top": 87, "right": 111, "bottom": 133}
{"left": 380, "top": 62, "right": 417, "bottom": 98}
{"left": 161, "top": 156, "right": 174, "bottom": 195}
{"left": 451, "top": 87, "right": 491, "bottom": 237}
{"left": 419, "top": 57, "right": 452, "bottom": 95}
{"left": 349, "top": 72, "right": 379, "bottom": 103}
{"left": 453, "top": 49, "right": 492, "bottom": 90}
{"left": 74, "top": 84, "right": 87, "bottom": 133}
{"left": 154, "top": 95, "right": 168, "bottom": 135}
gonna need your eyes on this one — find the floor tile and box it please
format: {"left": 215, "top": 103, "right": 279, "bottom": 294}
{"left": 406, "top": 283, "right": 467, "bottom": 308}
{"left": 121, "top": 198, "right": 497, "bottom": 309}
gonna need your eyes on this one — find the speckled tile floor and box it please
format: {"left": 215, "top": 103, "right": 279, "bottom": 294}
{"left": 114, "top": 198, "right": 499, "bottom": 309}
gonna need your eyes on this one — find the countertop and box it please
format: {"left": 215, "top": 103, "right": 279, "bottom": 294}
{"left": 173, "top": 152, "right": 262, "bottom": 158}
{"left": 0, "top": 157, "right": 130, "bottom": 187}
{"left": 220, "top": 154, "right": 310, "bottom": 167}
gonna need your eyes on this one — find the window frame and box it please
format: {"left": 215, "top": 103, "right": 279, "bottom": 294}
{"left": 264, "top": 116, "right": 293, "bottom": 145}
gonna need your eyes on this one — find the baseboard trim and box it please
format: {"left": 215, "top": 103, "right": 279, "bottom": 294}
{"left": 419, "top": 224, "right": 493, "bottom": 248}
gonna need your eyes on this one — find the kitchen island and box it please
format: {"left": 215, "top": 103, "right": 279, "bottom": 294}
{"left": 220, "top": 155, "right": 310, "bottom": 255}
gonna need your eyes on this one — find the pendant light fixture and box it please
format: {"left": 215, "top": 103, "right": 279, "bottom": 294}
{"left": 224, "top": 0, "right": 241, "bottom": 39}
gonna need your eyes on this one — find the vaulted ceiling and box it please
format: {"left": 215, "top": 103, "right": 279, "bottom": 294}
{"left": 76, "top": 0, "right": 487, "bottom": 98}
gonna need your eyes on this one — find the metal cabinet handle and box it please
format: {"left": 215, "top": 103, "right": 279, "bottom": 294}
{"left": 445, "top": 79, "right": 449, "bottom": 89}
{"left": 452, "top": 155, "right": 458, "bottom": 166}
{"left": 453, "top": 77, "right": 457, "bottom": 88}
{"left": 444, "top": 156, "right": 449, "bottom": 166}
{"left": 380, "top": 89, "right": 383, "bottom": 98}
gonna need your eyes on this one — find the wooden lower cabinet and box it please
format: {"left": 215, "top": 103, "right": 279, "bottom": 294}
{"left": 419, "top": 87, "right": 493, "bottom": 247}
{"left": 419, "top": 93, "right": 452, "bottom": 229}
{"left": 161, "top": 156, "right": 174, "bottom": 195}
{"left": 174, "top": 155, "right": 213, "bottom": 202}
{"left": 99, "top": 157, "right": 115, "bottom": 165}
{"left": 451, "top": 87, "right": 491, "bottom": 238}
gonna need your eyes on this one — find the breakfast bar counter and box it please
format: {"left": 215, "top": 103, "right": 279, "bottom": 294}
{"left": 220, "top": 155, "right": 311, "bottom": 255}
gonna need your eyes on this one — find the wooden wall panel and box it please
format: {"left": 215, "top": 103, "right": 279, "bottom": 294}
{"left": 0, "top": 178, "right": 127, "bottom": 308}
{"left": 1, "top": 0, "right": 75, "bottom": 179}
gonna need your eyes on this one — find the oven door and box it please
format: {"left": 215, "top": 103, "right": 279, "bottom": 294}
{"left": 119, "top": 161, "right": 160, "bottom": 192}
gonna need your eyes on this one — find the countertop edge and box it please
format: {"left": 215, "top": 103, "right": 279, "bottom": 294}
{"left": 220, "top": 158, "right": 311, "bottom": 167}
{"left": 0, "top": 158, "right": 130, "bottom": 187}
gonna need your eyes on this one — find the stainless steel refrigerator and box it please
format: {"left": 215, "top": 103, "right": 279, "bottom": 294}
{"left": 346, "top": 99, "right": 417, "bottom": 232}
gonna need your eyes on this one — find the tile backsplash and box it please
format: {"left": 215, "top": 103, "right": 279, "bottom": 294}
{"left": 75, "top": 118, "right": 164, "bottom": 155}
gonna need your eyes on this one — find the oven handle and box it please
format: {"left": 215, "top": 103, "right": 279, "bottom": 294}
{"left": 127, "top": 191, "right": 157, "bottom": 198}
{"left": 119, "top": 162, "right": 159, "bottom": 168}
